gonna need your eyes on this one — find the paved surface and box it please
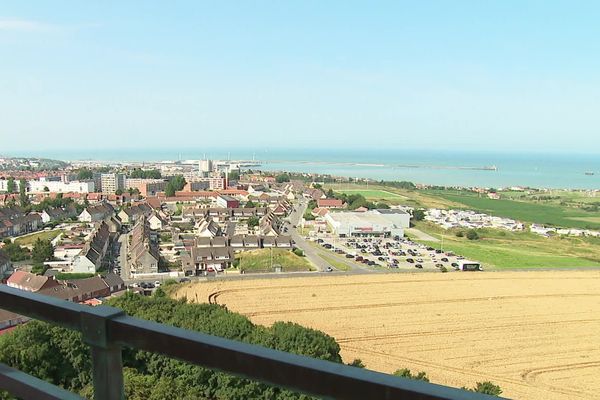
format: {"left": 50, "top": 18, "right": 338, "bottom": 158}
{"left": 286, "top": 198, "right": 372, "bottom": 273}
{"left": 117, "top": 233, "right": 130, "bottom": 279}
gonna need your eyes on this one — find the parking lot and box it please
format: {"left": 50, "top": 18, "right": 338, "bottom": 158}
{"left": 309, "top": 235, "right": 474, "bottom": 272}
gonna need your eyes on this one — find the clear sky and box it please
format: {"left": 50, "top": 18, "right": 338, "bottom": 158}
{"left": 1, "top": 1, "right": 600, "bottom": 154}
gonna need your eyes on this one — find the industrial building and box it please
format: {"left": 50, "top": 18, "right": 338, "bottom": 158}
{"left": 324, "top": 209, "right": 410, "bottom": 238}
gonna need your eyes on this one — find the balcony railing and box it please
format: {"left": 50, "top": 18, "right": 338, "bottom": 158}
{"left": 0, "top": 285, "right": 501, "bottom": 400}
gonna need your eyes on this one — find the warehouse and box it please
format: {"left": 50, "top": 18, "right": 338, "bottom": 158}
{"left": 324, "top": 209, "right": 410, "bottom": 238}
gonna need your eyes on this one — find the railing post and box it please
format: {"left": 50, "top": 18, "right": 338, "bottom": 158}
{"left": 80, "top": 306, "right": 125, "bottom": 400}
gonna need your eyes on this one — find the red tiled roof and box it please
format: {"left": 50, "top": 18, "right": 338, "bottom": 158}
{"left": 317, "top": 199, "right": 344, "bottom": 208}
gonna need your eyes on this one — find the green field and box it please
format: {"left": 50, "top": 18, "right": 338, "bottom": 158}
{"left": 425, "top": 190, "right": 600, "bottom": 229}
{"left": 338, "top": 189, "right": 406, "bottom": 200}
{"left": 237, "top": 249, "right": 314, "bottom": 273}
{"left": 414, "top": 222, "right": 600, "bottom": 269}
{"left": 14, "top": 230, "right": 62, "bottom": 246}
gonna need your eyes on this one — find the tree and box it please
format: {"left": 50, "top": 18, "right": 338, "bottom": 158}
{"left": 247, "top": 216, "right": 259, "bottom": 229}
{"left": 228, "top": 170, "right": 240, "bottom": 181}
{"left": 412, "top": 209, "right": 425, "bottom": 221}
{"left": 2, "top": 242, "right": 30, "bottom": 262}
{"left": 76, "top": 169, "right": 94, "bottom": 180}
{"left": 43, "top": 186, "right": 50, "bottom": 192}
{"left": 165, "top": 182, "right": 176, "bottom": 197}
{"left": 376, "top": 202, "right": 390, "bottom": 209}
{"left": 245, "top": 200, "right": 256, "bottom": 208}
{"left": 19, "top": 179, "right": 29, "bottom": 207}
{"left": 466, "top": 230, "right": 480, "bottom": 240}
{"left": 31, "top": 239, "right": 54, "bottom": 264}
{"left": 326, "top": 189, "right": 335, "bottom": 198}
{"left": 275, "top": 174, "right": 290, "bottom": 183}
{"left": 6, "top": 177, "right": 16, "bottom": 193}
{"left": 115, "top": 189, "right": 123, "bottom": 195}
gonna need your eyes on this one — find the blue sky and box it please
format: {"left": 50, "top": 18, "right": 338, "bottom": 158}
{"left": 1, "top": 1, "right": 600, "bottom": 154}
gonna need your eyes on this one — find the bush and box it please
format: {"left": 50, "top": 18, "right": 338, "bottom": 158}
{"left": 292, "top": 248, "right": 304, "bottom": 257}
{"left": 348, "top": 359, "right": 365, "bottom": 368}
{"left": 440, "top": 266, "right": 448, "bottom": 273}
{"left": 393, "top": 368, "right": 429, "bottom": 382}
{"left": 463, "top": 381, "right": 502, "bottom": 396}
{"left": 455, "top": 230, "right": 464, "bottom": 238}
{"left": 466, "top": 230, "right": 480, "bottom": 240}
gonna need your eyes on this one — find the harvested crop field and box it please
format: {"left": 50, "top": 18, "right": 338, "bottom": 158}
{"left": 174, "top": 271, "right": 600, "bottom": 399}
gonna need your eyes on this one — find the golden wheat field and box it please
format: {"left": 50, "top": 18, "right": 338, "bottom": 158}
{"left": 174, "top": 271, "right": 600, "bottom": 399}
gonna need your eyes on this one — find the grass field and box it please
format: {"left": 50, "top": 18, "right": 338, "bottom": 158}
{"left": 236, "top": 249, "right": 314, "bottom": 273}
{"left": 175, "top": 271, "right": 600, "bottom": 400}
{"left": 317, "top": 254, "right": 351, "bottom": 271}
{"left": 413, "top": 222, "right": 600, "bottom": 269}
{"left": 326, "top": 183, "right": 462, "bottom": 208}
{"left": 425, "top": 190, "right": 600, "bottom": 229}
{"left": 14, "top": 229, "right": 62, "bottom": 246}
{"left": 337, "top": 189, "right": 407, "bottom": 200}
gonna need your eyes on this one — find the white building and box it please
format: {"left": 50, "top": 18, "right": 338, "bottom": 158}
{"left": 100, "top": 173, "right": 126, "bottom": 194}
{"left": 325, "top": 209, "right": 410, "bottom": 237}
{"left": 28, "top": 177, "right": 95, "bottom": 193}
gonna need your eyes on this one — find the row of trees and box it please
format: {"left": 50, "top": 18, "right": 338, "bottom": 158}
{"left": 130, "top": 168, "right": 162, "bottom": 179}
{"left": 0, "top": 292, "right": 342, "bottom": 399}
{"left": 164, "top": 176, "right": 187, "bottom": 197}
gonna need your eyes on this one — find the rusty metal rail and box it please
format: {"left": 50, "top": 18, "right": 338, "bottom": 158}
{"left": 0, "top": 285, "right": 502, "bottom": 400}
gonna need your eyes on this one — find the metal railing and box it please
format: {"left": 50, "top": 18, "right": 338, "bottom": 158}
{"left": 0, "top": 285, "right": 501, "bottom": 400}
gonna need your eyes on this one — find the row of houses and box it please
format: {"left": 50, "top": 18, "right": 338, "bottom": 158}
{"left": 72, "top": 221, "right": 112, "bottom": 273}
{"left": 530, "top": 224, "right": 600, "bottom": 238}
{"left": 182, "top": 206, "right": 269, "bottom": 221}
{"left": 6, "top": 270, "right": 125, "bottom": 302}
{"left": 0, "top": 207, "right": 43, "bottom": 238}
{"left": 180, "top": 234, "right": 293, "bottom": 275}
{"left": 424, "top": 209, "right": 525, "bottom": 231}
{"left": 1, "top": 270, "right": 125, "bottom": 333}
{"left": 129, "top": 217, "right": 160, "bottom": 274}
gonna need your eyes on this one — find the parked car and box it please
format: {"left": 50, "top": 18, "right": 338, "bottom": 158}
{"left": 441, "top": 257, "right": 449, "bottom": 262}
{"left": 325, "top": 266, "right": 333, "bottom": 272}
{"left": 406, "top": 258, "right": 415, "bottom": 263}
{"left": 415, "top": 264, "right": 423, "bottom": 269}
{"left": 345, "top": 254, "right": 354, "bottom": 258}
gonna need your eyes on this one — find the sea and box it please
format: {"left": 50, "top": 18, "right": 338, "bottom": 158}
{"left": 6, "top": 148, "right": 600, "bottom": 190}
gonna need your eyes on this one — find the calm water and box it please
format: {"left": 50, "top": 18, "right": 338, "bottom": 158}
{"left": 6, "top": 148, "right": 600, "bottom": 190}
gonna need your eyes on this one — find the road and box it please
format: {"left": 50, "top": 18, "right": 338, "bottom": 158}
{"left": 117, "top": 233, "right": 130, "bottom": 280}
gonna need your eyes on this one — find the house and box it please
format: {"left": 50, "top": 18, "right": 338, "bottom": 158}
{"left": 275, "top": 235, "right": 293, "bottom": 248}
{"left": 303, "top": 188, "right": 325, "bottom": 200}
{"left": 0, "top": 309, "right": 28, "bottom": 334}
{"left": 7, "top": 270, "right": 61, "bottom": 292}
{"left": 230, "top": 234, "right": 245, "bottom": 248}
{"left": 216, "top": 195, "right": 240, "bottom": 209}
{"left": 0, "top": 249, "right": 13, "bottom": 279}
{"left": 64, "top": 276, "right": 110, "bottom": 301}
{"left": 78, "top": 203, "right": 115, "bottom": 222}
{"left": 148, "top": 213, "right": 167, "bottom": 230}
{"left": 317, "top": 198, "right": 345, "bottom": 209}
{"left": 196, "top": 216, "right": 222, "bottom": 237}
{"left": 262, "top": 236, "right": 276, "bottom": 247}
{"left": 243, "top": 235, "right": 260, "bottom": 249}
{"left": 40, "top": 206, "right": 78, "bottom": 223}
{"left": 102, "top": 273, "right": 125, "bottom": 293}
{"left": 184, "top": 245, "right": 234, "bottom": 275}
{"left": 117, "top": 202, "right": 153, "bottom": 225}
{"left": 311, "top": 207, "right": 329, "bottom": 218}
